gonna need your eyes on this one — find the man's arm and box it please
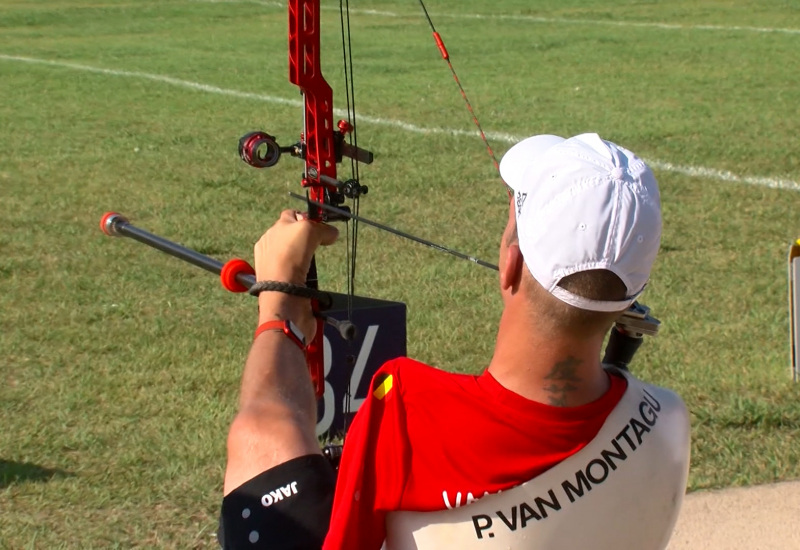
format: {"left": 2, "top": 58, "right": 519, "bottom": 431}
{"left": 224, "top": 210, "right": 338, "bottom": 494}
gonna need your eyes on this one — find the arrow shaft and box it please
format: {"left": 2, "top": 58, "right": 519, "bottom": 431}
{"left": 289, "top": 192, "right": 498, "bottom": 271}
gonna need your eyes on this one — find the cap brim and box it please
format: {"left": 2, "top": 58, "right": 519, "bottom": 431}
{"left": 499, "top": 134, "right": 566, "bottom": 191}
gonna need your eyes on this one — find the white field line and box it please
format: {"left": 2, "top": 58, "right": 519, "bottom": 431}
{"left": 196, "top": 0, "right": 800, "bottom": 36}
{"left": 2, "top": 53, "right": 798, "bottom": 192}
{"left": 198, "top": 0, "right": 399, "bottom": 17}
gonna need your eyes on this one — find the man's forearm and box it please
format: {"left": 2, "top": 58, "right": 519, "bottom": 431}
{"left": 238, "top": 291, "right": 318, "bottom": 435}
{"left": 238, "top": 329, "right": 316, "bottom": 422}
{"left": 223, "top": 292, "right": 320, "bottom": 495}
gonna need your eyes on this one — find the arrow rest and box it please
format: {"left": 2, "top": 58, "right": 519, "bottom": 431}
{"left": 239, "top": 118, "right": 372, "bottom": 227}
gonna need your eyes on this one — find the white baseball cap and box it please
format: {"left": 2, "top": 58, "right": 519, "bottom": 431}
{"left": 499, "top": 133, "right": 662, "bottom": 312}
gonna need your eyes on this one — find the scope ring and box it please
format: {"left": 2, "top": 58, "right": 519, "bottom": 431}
{"left": 238, "top": 131, "right": 281, "bottom": 168}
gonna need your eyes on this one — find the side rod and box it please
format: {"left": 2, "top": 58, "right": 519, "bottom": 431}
{"left": 100, "top": 212, "right": 256, "bottom": 292}
{"left": 99, "top": 212, "right": 356, "bottom": 342}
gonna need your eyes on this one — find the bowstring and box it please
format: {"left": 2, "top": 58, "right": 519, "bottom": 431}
{"left": 339, "top": 0, "right": 359, "bottom": 434}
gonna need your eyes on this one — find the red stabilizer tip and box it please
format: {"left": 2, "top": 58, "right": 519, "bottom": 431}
{"left": 220, "top": 258, "right": 255, "bottom": 293}
{"left": 100, "top": 212, "right": 126, "bottom": 236}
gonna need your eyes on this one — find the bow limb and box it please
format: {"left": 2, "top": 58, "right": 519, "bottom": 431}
{"left": 289, "top": 0, "right": 337, "bottom": 200}
{"left": 288, "top": 0, "right": 337, "bottom": 399}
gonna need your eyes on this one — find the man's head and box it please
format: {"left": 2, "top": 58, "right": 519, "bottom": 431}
{"left": 499, "top": 133, "right": 661, "bottom": 333}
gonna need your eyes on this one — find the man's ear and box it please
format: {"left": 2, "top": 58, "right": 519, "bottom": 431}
{"left": 500, "top": 242, "right": 524, "bottom": 293}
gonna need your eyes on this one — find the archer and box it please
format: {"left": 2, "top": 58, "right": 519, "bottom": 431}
{"left": 218, "top": 133, "right": 691, "bottom": 550}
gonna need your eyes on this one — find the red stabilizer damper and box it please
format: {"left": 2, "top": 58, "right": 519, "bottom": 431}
{"left": 220, "top": 258, "right": 255, "bottom": 293}
{"left": 100, "top": 212, "right": 127, "bottom": 236}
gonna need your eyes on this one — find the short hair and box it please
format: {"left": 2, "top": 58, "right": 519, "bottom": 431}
{"left": 523, "top": 269, "right": 628, "bottom": 337}
{"left": 507, "top": 220, "right": 628, "bottom": 336}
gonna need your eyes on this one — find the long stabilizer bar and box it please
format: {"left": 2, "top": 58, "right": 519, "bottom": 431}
{"left": 100, "top": 212, "right": 256, "bottom": 293}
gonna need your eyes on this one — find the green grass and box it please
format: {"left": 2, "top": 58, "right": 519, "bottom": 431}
{"left": 1, "top": 0, "right": 799, "bottom": 547}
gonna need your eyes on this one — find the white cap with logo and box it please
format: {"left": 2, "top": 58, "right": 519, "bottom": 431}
{"left": 499, "top": 133, "right": 662, "bottom": 312}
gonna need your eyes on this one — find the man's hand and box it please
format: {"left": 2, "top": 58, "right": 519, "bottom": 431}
{"left": 254, "top": 210, "right": 339, "bottom": 341}
{"left": 254, "top": 209, "right": 339, "bottom": 283}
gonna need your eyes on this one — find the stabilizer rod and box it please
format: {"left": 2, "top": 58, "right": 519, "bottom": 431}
{"left": 99, "top": 212, "right": 359, "bottom": 343}
{"left": 99, "top": 212, "right": 256, "bottom": 293}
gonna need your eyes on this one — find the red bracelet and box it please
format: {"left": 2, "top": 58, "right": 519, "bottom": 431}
{"left": 254, "top": 320, "right": 307, "bottom": 351}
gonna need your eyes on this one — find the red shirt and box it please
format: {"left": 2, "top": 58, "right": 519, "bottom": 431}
{"left": 323, "top": 357, "right": 627, "bottom": 550}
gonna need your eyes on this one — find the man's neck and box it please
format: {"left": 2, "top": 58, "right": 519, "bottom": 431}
{"left": 487, "top": 312, "right": 610, "bottom": 407}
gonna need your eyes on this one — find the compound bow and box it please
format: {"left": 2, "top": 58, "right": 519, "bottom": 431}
{"left": 238, "top": 0, "right": 660, "bottom": 397}
{"left": 101, "top": 0, "right": 659, "bottom": 434}
{"left": 237, "top": 0, "right": 374, "bottom": 400}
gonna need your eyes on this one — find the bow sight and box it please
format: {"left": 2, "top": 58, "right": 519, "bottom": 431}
{"left": 238, "top": 120, "right": 374, "bottom": 211}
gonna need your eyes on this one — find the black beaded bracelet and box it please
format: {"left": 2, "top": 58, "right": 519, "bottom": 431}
{"left": 248, "top": 280, "right": 333, "bottom": 310}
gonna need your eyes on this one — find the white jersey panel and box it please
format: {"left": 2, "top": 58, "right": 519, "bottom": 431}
{"left": 384, "top": 370, "right": 690, "bottom": 550}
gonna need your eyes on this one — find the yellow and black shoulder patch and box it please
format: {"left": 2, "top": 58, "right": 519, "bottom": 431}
{"left": 372, "top": 373, "right": 394, "bottom": 400}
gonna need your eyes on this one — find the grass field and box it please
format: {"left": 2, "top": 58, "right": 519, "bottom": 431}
{"left": 2, "top": 0, "right": 800, "bottom": 547}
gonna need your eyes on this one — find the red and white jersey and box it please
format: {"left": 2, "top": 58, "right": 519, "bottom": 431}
{"left": 323, "top": 357, "right": 628, "bottom": 550}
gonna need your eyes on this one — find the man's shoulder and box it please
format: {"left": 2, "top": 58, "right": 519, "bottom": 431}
{"left": 373, "top": 357, "right": 474, "bottom": 396}
{"left": 609, "top": 367, "right": 687, "bottom": 408}
{"left": 608, "top": 368, "right": 690, "bottom": 436}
